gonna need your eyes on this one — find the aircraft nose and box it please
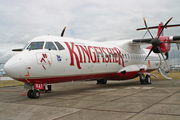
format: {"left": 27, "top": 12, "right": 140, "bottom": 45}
{"left": 4, "top": 54, "right": 25, "bottom": 79}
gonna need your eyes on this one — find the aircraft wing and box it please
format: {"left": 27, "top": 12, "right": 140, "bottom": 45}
{"left": 132, "top": 36, "right": 180, "bottom": 45}
{"left": 132, "top": 38, "right": 152, "bottom": 45}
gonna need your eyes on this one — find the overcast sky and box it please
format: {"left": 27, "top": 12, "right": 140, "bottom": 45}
{"left": 1, "top": 0, "right": 180, "bottom": 66}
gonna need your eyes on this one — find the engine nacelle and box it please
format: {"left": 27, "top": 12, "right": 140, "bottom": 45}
{"left": 153, "top": 36, "right": 170, "bottom": 53}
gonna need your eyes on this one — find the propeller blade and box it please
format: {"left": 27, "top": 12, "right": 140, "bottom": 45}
{"left": 145, "top": 46, "right": 154, "bottom": 60}
{"left": 157, "top": 46, "right": 169, "bottom": 68}
{"left": 165, "top": 52, "right": 169, "bottom": 60}
{"left": 158, "top": 17, "right": 173, "bottom": 39}
{"left": 143, "top": 17, "right": 154, "bottom": 39}
{"left": 61, "top": 27, "right": 66, "bottom": 37}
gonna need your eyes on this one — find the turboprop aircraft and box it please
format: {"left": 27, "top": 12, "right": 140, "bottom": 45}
{"left": 4, "top": 17, "right": 180, "bottom": 99}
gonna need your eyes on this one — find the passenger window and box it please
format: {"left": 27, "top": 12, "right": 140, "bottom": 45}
{"left": 115, "top": 53, "right": 118, "bottom": 58}
{"left": 127, "top": 54, "right": 130, "bottom": 59}
{"left": 96, "top": 52, "right": 100, "bottom": 58}
{"left": 45, "top": 42, "right": 57, "bottom": 50}
{"left": 104, "top": 53, "right": 107, "bottom": 58}
{"left": 112, "top": 53, "right": 115, "bottom": 58}
{"left": 27, "top": 42, "right": 44, "bottom": 50}
{"left": 55, "top": 42, "right": 65, "bottom": 50}
{"left": 101, "top": 52, "right": 104, "bottom": 58}
{"left": 109, "top": 53, "right": 112, "bottom": 58}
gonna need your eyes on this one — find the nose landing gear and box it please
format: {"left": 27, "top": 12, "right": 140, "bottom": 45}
{"left": 27, "top": 90, "right": 40, "bottom": 99}
{"left": 24, "top": 83, "right": 51, "bottom": 99}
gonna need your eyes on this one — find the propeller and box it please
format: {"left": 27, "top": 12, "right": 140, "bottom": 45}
{"left": 61, "top": 27, "right": 66, "bottom": 37}
{"left": 143, "top": 17, "right": 173, "bottom": 68}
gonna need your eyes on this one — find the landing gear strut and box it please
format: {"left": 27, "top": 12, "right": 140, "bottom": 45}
{"left": 97, "top": 79, "right": 107, "bottom": 84}
{"left": 139, "top": 74, "right": 151, "bottom": 85}
{"left": 24, "top": 83, "right": 51, "bottom": 99}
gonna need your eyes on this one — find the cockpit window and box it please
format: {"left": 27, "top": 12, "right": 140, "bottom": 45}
{"left": 27, "top": 42, "right": 44, "bottom": 50}
{"left": 54, "top": 42, "right": 65, "bottom": 50}
{"left": 44, "top": 42, "right": 57, "bottom": 50}
{"left": 23, "top": 43, "right": 30, "bottom": 50}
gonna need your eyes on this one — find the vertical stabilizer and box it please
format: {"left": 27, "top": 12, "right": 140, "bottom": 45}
{"left": 157, "top": 22, "right": 164, "bottom": 36}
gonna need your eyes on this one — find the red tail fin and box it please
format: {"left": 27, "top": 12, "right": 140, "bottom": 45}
{"left": 157, "top": 22, "right": 164, "bottom": 37}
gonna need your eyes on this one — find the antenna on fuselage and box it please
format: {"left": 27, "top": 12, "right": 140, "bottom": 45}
{"left": 61, "top": 27, "right": 66, "bottom": 37}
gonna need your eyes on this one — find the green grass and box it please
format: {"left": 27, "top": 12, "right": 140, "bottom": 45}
{"left": 0, "top": 71, "right": 179, "bottom": 87}
{"left": 151, "top": 70, "right": 180, "bottom": 79}
{"left": 0, "top": 80, "right": 24, "bottom": 87}
{"left": 133, "top": 70, "right": 180, "bottom": 80}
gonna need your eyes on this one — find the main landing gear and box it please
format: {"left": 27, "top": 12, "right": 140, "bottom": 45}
{"left": 24, "top": 83, "right": 51, "bottom": 99}
{"left": 139, "top": 74, "right": 151, "bottom": 85}
{"left": 96, "top": 79, "right": 107, "bottom": 84}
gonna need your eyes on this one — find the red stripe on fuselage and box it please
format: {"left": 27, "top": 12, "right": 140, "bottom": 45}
{"left": 15, "top": 71, "right": 140, "bottom": 84}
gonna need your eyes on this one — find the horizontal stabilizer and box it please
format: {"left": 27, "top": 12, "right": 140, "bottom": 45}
{"left": 137, "top": 24, "right": 180, "bottom": 31}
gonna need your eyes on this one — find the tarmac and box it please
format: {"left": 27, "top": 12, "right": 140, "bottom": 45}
{"left": 1, "top": 79, "right": 180, "bottom": 120}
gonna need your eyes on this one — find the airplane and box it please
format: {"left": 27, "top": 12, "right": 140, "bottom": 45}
{"left": 3, "top": 17, "right": 180, "bottom": 99}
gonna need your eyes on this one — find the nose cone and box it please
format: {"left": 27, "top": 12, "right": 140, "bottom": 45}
{"left": 4, "top": 54, "right": 25, "bottom": 79}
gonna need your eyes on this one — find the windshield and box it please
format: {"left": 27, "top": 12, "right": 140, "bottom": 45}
{"left": 44, "top": 42, "right": 57, "bottom": 50}
{"left": 54, "top": 42, "right": 65, "bottom": 50}
{"left": 23, "top": 43, "right": 30, "bottom": 50}
{"left": 27, "top": 42, "right": 44, "bottom": 50}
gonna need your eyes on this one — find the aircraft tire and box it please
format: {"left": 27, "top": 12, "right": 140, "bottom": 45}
{"left": 45, "top": 85, "right": 52, "bottom": 93}
{"left": 32, "top": 90, "right": 40, "bottom": 99}
{"left": 145, "top": 75, "right": 151, "bottom": 84}
{"left": 140, "top": 74, "right": 146, "bottom": 84}
{"left": 27, "top": 90, "right": 33, "bottom": 98}
{"left": 48, "top": 85, "right": 51, "bottom": 91}
{"left": 97, "top": 79, "right": 107, "bottom": 84}
{"left": 102, "top": 79, "right": 107, "bottom": 84}
{"left": 97, "top": 80, "right": 101, "bottom": 84}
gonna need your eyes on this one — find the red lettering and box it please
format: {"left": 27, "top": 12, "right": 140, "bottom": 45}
{"left": 64, "top": 42, "right": 81, "bottom": 69}
{"left": 101, "top": 47, "right": 109, "bottom": 63}
{"left": 106, "top": 48, "right": 113, "bottom": 63}
{"left": 109, "top": 48, "right": 116, "bottom": 63}
{"left": 88, "top": 46, "right": 97, "bottom": 63}
{"left": 96, "top": 47, "right": 105, "bottom": 63}
{"left": 93, "top": 46, "right": 100, "bottom": 63}
{"left": 79, "top": 45, "right": 90, "bottom": 63}
{"left": 64, "top": 42, "right": 124, "bottom": 69}
{"left": 114, "top": 47, "right": 124, "bottom": 67}
{"left": 75, "top": 45, "right": 83, "bottom": 63}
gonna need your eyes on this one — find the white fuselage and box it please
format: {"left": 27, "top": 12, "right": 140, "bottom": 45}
{"left": 4, "top": 35, "right": 160, "bottom": 84}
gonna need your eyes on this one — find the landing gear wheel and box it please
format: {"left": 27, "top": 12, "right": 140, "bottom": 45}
{"left": 27, "top": 90, "right": 33, "bottom": 98}
{"left": 45, "top": 85, "right": 52, "bottom": 93}
{"left": 140, "top": 74, "right": 146, "bottom": 84}
{"left": 145, "top": 75, "right": 151, "bottom": 84}
{"left": 97, "top": 79, "right": 107, "bottom": 84}
{"left": 48, "top": 85, "right": 51, "bottom": 91}
{"left": 32, "top": 90, "right": 40, "bottom": 99}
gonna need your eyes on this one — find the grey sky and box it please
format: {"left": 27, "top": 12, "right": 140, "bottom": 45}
{"left": 1, "top": 0, "right": 180, "bottom": 64}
